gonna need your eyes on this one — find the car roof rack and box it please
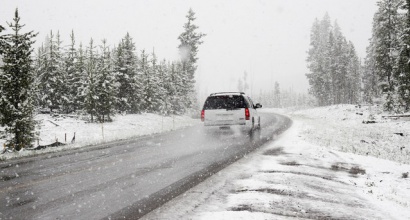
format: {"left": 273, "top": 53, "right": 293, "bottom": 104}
{"left": 210, "top": 92, "right": 245, "bottom": 96}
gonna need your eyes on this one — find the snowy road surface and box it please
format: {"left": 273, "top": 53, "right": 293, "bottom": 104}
{"left": 143, "top": 121, "right": 410, "bottom": 220}
{"left": 142, "top": 107, "right": 410, "bottom": 220}
{"left": 0, "top": 112, "right": 291, "bottom": 219}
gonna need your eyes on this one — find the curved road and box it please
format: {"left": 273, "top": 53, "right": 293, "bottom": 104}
{"left": 0, "top": 112, "right": 291, "bottom": 219}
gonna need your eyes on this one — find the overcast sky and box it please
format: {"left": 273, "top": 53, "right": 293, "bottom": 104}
{"left": 1, "top": 0, "right": 378, "bottom": 100}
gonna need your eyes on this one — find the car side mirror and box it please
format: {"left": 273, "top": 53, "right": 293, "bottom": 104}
{"left": 255, "top": 103, "right": 262, "bottom": 109}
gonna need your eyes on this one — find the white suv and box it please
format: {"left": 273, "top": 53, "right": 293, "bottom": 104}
{"left": 201, "top": 92, "right": 262, "bottom": 132}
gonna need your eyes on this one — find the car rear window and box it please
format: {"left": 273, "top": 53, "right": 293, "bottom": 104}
{"left": 203, "top": 95, "right": 247, "bottom": 110}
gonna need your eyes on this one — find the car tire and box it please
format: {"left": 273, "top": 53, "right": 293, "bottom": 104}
{"left": 258, "top": 117, "right": 261, "bottom": 130}
{"left": 248, "top": 118, "right": 255, "bottom": 134}
{"left": 253, "top": 117, "right": 255, "bottom": 129}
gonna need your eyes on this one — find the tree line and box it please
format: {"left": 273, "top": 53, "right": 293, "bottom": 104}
{"left": 306, "top": 13, "right": 361, "bottom": 107}
{"left": 35, "top": 31, "right": 193, "bottom": 121}
{"left": 0, "top": 8, "right": 204, "bottom": 150}
{"left": 35, "top": 9, "right": 204, "bottom": 121}
{"left": 257, "top": 81, "right": 315, "bottom": 108}
{"left": 308, "top": 1, "right": 410, "bottom": 113}
{"left": 364, "top": 0, "right": 410, "bottom": 112}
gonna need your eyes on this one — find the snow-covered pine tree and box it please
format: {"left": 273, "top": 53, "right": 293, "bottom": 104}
{"left": 306, "top": 15, "right": 332, "bottom": 106}
{"left": 33, "top": 45, "right": 46, "bottom": 108}
{"left": 321, "top": 14, "right": 333, "bottom": 105}
{"left": 95, "top": 39, "right": 117, "bottom": 122}
{"left": 138, "top": 49, "right": 148, "bottom": 111}
{"left": 158, "top": 60, "right": 172, "bottom": 115}
{"left": 114, "top": 33, "right": 140, "bottom": 113}
{"left": 0, "top": 9, "right": 37, "bottom": 150}
{"left": 55, "top": 31, "right": 70, "bottom": 113}
{"left": 170, "top": 61, "right": 185, "bottom": 114}
{"left": 145, "top": 50, "right": 161, "bottom": 112}
{"left": 330, "top": 22, "right": 348, "bottom": 104}
{"left": 139, "top": 49, "right": 154, "bottom": 112}
{"left": 363, "top": 34, "right": 380, "bottom": 104}
{"left": 0, "top": 25, "right": 3, "bottom": 123}
{"left": 306, "top": 18, "right": 322, "bottom": 104}
{"left": 148, "top": 50, "right": 163, "bottom": 112}
{"left": 65, "top": 30, "right": 80, "bottom": 113}
{"left": 113, "top": 42, "right": 125, "bottom": 112}
{"left": 307, "top": 14, "right": 362, "bottom": 106}
{"left": 274, "top": 81, "right": 281, "bottom": 107}
{"left": 0, "top": 24, "right": 5, "bottom": 54}
{"left": 36, "top": 36, "right": 50, "bottom": 109}
{"left": 396, "top": 0, "right": 410, "bottom": 111}
{"left": 74, "top": 42, "right": 86, "bottom": 112}
{"left": 346, "top": 42, "right": 361, "bottom": 104}
{"left": 178, "top": 8, "right": 205, "bottom": 111}
{"left": 83, "top": 38, "right": 98, "bottom": 122}
{"left": 38, "top": 30, "right": 66, "bottom": 113}
{"left": 372, "top": 0, "right": 403, "bottom": 111}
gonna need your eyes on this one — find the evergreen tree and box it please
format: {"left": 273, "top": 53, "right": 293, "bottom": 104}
{"left": 321, "top": 14, "right": 333, "bottom": 105}
{"left": 147, "top": 50, "right": 161, "bottom": 112}
{"left": 158, "top": 60, "right": 171, "bottom": 115}
{"left": 169, "top": 61, "right": 185, "bottom": 114}
{"left": 139, "top": 50, "right": 162, "bottom": 112}
{"left": 139, "top": 49, "right": 150, "bottom": 111}
{"left": 55, "top": 32, "right": 70, "bottom": 113}
{"left": 306, "top": 15, "right": 333, "bottom": 106}
{"left": 363, "top": 35, "right": 380, "bottom": 104}
{"left": 33, "top": 44, "right": 46, "bottom": 108}
{"left": 327, "top": 22, "right": 347, "bottom": 104}
{"left": 65, "top": 30, "right": 80, "bottom": 113}
{"left": 307, "top": 14, "right": 362, "bottom": 106}
{"left": 38, "top": 30, "right": 65, "bottom": 112}
{"left": 114, "top": 33, "right": 140, "bottom": 113}
{"left": 74, "top": 42, "right": 86, "bottom": 111}
{"left": 36, "top": 36, "right": 51, "bottom": 109}
{"left": 83, "top": 38, "right": 98, "bottom": 122}
{"left": 346, "top": 42, "right": 361, "bottom": 104}
{"left": 178, "top": 8, "right": 205, "bottom": 111}
{"left": 0, "top": 24, "right": 5, "bottom": 54}
{"left": 372, "top": 0, "right": 403, "bottom": 111}
{"left": 0, "top": 25, "right": 6, "bottom": 131}
{"left": 0, "top": 9, "right": 37, "bottom": 150}
{"left": 0, "top": 25, "right": 4, "bottom": 122}
{"left": 273, "top": 81, "right": 281, "bottom": 107}
{"left": 396, "top": 0, "right": 410, "bottom": 110}
{"left": 95, "top": 39, "right": 117, "bottom": 121}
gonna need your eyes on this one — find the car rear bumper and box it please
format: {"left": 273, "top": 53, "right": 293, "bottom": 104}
{"left": 203, "top": 120, "right": 250, "bottom": 127}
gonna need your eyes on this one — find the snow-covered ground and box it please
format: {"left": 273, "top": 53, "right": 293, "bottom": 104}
{"left": 143, "top": 105, "right": 410, "bottom": 219}
{"left": 291, "top": 105, "right": 410, "bottom": 164}
{"left": 0, "top": 113, "right": 199, "bottom": 160}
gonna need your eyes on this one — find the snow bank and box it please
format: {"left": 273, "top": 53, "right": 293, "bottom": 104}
{"left": 0, "top": 113, "right": 199, "bottom": 160}
{"left": 285, "top": 104, "right": 410, "bottom": 164}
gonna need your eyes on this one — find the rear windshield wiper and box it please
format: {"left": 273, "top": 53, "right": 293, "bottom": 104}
{"left": 226, "top": 107, "right": 240, "bottom": 111}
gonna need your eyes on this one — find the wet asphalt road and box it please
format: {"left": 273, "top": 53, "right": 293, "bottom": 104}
{"left": 0, "top": 112, "right": 291, "bottom": 219}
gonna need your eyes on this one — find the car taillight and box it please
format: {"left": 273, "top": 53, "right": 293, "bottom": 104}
{"left": 245, "top": 108, "right": 250, "bottom": 120}
{"left": 201, "top": 110, "right": 205, "bottom": 121}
